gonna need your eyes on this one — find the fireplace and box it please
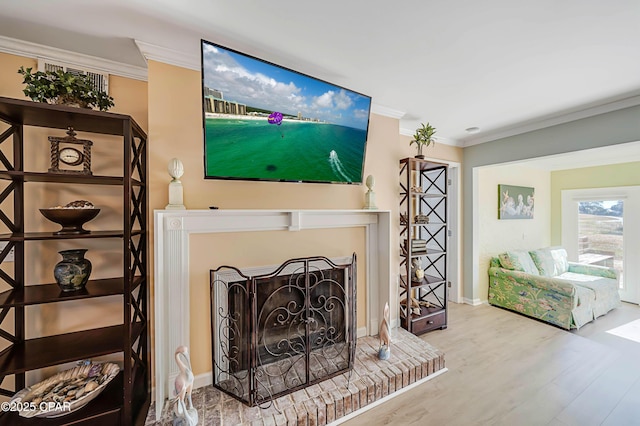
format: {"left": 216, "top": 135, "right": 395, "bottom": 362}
{"left": 153, "top": 209, "right": 392, "bottom": 419}
{"left": 210, "top": 254, "right": 357, "bottom": 406}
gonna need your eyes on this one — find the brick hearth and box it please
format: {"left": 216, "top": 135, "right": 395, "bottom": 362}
{"left": 146, "top": 327, "right": 445, "bottom": 426}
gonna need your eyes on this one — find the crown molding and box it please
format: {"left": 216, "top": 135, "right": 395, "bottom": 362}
{"left": 0, "top": 35, "right": 147, "bottom": 81}
{"left": 399, "top": 127, "right": 462, "bottom": 147}
{"left": 370, "top": 104, "right": 405, "bottom": 119}
{"left": 135, "top": 40, "right": 200, "bottom": 71}
{"left": 463, "top": 94, "right": 640, "bottom": 147}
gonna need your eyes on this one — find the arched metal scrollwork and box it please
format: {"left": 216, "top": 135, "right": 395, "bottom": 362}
{"left": 211, "top": 254, "right": 356, "bottom": 406}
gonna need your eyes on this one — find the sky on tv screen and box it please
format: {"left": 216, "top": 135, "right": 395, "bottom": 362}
{"left": 202, "top": 41, "right": 371, "bottom": 130}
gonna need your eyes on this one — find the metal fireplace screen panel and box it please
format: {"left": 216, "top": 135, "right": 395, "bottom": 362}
{"left": 210, "top": 254, "right": 356, "bottom": 407}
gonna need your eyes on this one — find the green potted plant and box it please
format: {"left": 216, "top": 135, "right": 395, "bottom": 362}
{"left": 18, "top": 66, "right": 114, "bottom": 112}
{"left": 410, "top": 122, "right": 436, "bottom": 159}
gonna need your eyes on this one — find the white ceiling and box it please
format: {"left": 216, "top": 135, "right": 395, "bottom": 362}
{"left": 1, "top": 0, "right": 639, "bottom": 147}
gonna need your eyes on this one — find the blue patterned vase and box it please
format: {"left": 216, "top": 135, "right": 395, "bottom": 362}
{"left": 54, "top": 249, "right": 92, "bottom": 291}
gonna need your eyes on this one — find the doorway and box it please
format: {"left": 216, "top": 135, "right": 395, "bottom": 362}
{"left": 562, "top": 186, "right": 640, "bottom": 304}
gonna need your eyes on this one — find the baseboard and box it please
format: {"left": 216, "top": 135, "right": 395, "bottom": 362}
{"left": 463, "top": 297, "right": 485, "bottom": 306}
{"left": 357, "top": 326, "right": 368, "bottom": 338}
{"left": 193, "top": 371, "right": 213, "bottom": 390}
{"left": 329, "top": 368, "right": 448, "bottom": 425}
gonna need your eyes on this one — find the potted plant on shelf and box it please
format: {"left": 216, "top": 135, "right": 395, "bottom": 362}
{"left": 17, "top": 66, "right": 114, "bottom": 111}
{"left": 410, "top": 122, "right": 436, "bottom": 159}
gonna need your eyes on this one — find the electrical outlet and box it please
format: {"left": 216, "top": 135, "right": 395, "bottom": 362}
{"left": 0, "top": 242, "right": 14, "bottom": 262}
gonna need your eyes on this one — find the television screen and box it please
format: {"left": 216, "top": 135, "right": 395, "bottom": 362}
{"left": 201, "top": 39, "right": 372, "bottom": 184}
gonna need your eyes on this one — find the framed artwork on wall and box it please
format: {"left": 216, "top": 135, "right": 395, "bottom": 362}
{"left": 498, "top": 184, "right": 535, "bottom": 219}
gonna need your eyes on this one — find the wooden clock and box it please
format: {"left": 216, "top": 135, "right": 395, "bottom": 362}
{"left": 48, "top": 127, "right": 93, "bottom": 175}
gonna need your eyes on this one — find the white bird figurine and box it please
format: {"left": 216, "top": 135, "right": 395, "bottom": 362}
{"left": 173, "top": 345, "right": 198, "bottom": 426}
{"left": 378, "top": 302, "right": 391, "bottom": 360}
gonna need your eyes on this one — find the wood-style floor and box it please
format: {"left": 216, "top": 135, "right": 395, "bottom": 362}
{"left": 343, "top": 301, "right": 640, "bottom": 426}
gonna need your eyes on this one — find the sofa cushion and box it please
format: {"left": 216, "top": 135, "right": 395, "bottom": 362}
{"left": 529, "top": 247, "right": 569, "bottom": 277}
{"left": 557, "top": 271, "right": 621, "bottom": 318}
{"left": 498, "top": 250, "right": 539, "bottom": 275}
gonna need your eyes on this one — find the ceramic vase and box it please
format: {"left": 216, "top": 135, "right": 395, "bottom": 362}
{"left": 54, "top": 249, "right": 92, "bottom": 291}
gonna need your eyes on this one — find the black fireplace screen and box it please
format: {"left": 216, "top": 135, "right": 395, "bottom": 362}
{"left": 210, "top": 254, "right": 357, "bottom": 406}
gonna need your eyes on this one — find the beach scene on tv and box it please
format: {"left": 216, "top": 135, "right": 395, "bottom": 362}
{"left": 202, "top": 41, "right": 372, "bottom": 183}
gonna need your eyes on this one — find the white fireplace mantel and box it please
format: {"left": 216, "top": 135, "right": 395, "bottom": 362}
{"left": 153, "top": 209, "right": 392, "bottom": 416}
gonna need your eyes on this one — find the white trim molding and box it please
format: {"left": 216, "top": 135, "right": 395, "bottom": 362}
{"left": 0, "top": 35, "right": 147, "bottom": 81}
{"left": 153, "top": 209, "right": 392, "bottom": 419}
{"left": 370, "top": 104, "right": 405, "bottom": 119}
{"left": 135, "top": 39, "right": 200, "bottom": 71}
{"left": 399, "top": 127, "right": 463, "bottom": 147}
{"left": 463, "top": 297, "right": 485, "bottom": 306}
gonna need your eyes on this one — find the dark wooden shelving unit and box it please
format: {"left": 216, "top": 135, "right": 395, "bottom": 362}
{"left": 399, "top": 157, "right": 448, "bottom": 335}
{"left": 0, "top": 96, "right": 149, "bottom": 425}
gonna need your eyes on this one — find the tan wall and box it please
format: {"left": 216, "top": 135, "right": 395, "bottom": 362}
{"left": 0, "top": 53, "right": 34, "bottom": 98}
{"left": 147, "top": 60, "right": 463, "bottom": 376}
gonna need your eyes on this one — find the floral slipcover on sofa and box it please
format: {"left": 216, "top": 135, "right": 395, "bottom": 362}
{"left": 488, "top": 247, "right": 621, "bottom": 329}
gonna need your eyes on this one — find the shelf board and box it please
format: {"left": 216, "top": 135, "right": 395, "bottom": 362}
{"left": 400, "top": 192, "right": 446, "bottom": 198}
{"left": 411, "top": 193, "right": 446, "bottom": 198}
{"left": 0, "top": 230, "right": 144, "bottom": 241}
{"left": 0, "top": 171, "right": 142, "bottom": 186}
{"left": 400, "top": 274, "right": 446, "bottom": 289}
{"left": 0, "top": 322, "right": 144, "bottom": 375}
{"left": 399, "top": 157, "right": 449, "bottom": 171}
{"left": 0, "top": 277, "right": 135, "bottom": 307}
{"left": 406, "top": 305, "right": 446, "bottom": 321}
{"left": 0, "top": 371, "right": 124, "bottom": 425}
{"left": 402, "top": 250, "right": 446, "bottom": 258}
{"left": 0, "top": 96, "right": 145, "bottom": 138}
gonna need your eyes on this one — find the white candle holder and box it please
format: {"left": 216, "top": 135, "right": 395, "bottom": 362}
{"left": 166, "top": 158, "right": 186, "bottom": 210}
{"left": 363, "top": 174, "right": 377, "bottom": 210}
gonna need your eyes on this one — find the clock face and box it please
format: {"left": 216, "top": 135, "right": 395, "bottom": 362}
{"left": 59, "top": 147, "right": 83, "bottom": 166}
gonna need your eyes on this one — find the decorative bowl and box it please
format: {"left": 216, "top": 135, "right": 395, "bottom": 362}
{"left": 39, "top": 208, "right": 100, "bottom": 235}
{"left": 10, "top": 362, "right": 120, "bottom": 418}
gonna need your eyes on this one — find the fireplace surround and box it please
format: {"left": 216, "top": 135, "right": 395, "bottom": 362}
{"left": 154, "top": 209, "right": 392, "bottom": 419}
{"left": 210, "top": 254, "right": 357, "bottom": 406}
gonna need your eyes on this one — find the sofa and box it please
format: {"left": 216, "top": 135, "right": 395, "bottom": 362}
{"left": 488, "top": 247, "right": 621, "bottom": 329}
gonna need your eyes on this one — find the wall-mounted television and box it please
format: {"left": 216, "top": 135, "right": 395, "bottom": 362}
{"left": 201, "top": 39, "right": 372, "bottom": 184}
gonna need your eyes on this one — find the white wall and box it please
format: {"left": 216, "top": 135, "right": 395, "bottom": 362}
{"left": 477, "top": 164, "right": 551, "bottom": 301}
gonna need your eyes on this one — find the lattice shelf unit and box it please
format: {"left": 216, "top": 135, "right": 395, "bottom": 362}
{"left": 399, "top": 157, "right": 448, "bottom": 335}
{"left": 0, "top": 96, "right": 149, "bottom": 425}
